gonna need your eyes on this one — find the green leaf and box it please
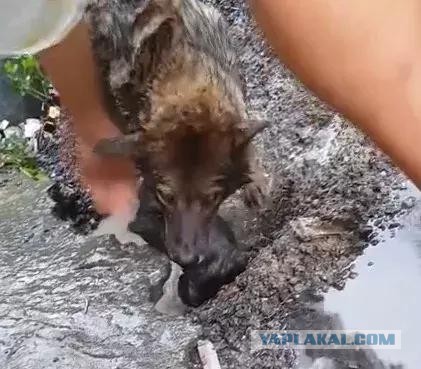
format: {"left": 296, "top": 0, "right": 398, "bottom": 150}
{"left": 0, "top": 136, "right": 47, "bottom": 181}
{"left": 19, "top": 166, "right": 47, "bottom": 181}
{"left": 2, "top": 55, "right": 51, "bottom": 102}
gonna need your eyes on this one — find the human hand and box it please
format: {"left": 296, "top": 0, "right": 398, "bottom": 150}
{"left": 75, "top": 120, "right": 138, "bottom": 216}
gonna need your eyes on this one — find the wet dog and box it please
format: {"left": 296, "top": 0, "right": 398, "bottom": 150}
{"left": 86, "top": 0, "right": 270, "bottom": 265}
{"left": 47, "top": 179, "right": 248, "bottom": 309}
{"left": 129, "top": 181, "right": 249, "bottom": 308}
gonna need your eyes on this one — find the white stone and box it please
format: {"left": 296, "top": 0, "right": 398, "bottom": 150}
{"left": 0, "top": 119, "right": 9, "bottom": 130}
{"left": 154, "top": 262, "right": 186, "bottom": 316}
{"left": 24, "top": 118, "right": 42, "bottom": 138}
{"left": 48, "top": 106, "right": 61, "bottom": 119}
{"left": 198, "top": 340, "right": 221, "bottom": 369}
{"left": 4, "top": 126, "right": 23, "bottom": 139}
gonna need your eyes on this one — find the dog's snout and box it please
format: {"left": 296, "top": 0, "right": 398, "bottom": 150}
{"left": 171, "top": 248, "right": 198, "bottom": 267}
{"left": 166, "top": 205, "right": 212, "bottom": 266}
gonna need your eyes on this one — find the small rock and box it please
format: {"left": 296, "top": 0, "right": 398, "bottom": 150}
{"left": 349, "top": 272, "right": 358, "bottom": 279}
{"left": 0, "top": 119, "right": 9, "bottom": 130}
{"left": 368, "top": 232, "right": 379, "bottom": 241}
{"left": 294, "top": 283, "right": 306, "bottom": 293}
{"left": 312, "top": 199, "right": 320, "bottom": 207}
{"left": 388, "top": 222, "right": 400, "bottom": 230}
{"left": 48, "top": 106, "right": 61, "bottom": 119}
{"left": 368, "top": 261, "right": 374, "bottom": 267}
{"left": 23, "top": 118, "right": 41, "bottom": 138}
{"left": 3, "top": 126, "right": 23, "bottom": 139}
{"left": 332, "top": 281, "right": 346, "bottom": 291}
{"left": 370, "top": 239, "right": 380, "bottom": 246}
{"left": 289, "top": 277, "right": 299, "bottom": 285}
{"left": 385, "top": 207, "right": 399, "bottom": 216}
{"left": 401, "top": 196, "right": 416, "bottom": 210}
{"left": 373, "top": 219, "right": 382, "bottom": 227}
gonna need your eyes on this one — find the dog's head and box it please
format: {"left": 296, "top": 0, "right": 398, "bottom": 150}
{"left": 95, "top": 98, "right": 268, "bottom": 265}
{"left": 178, "top": 215, "right": 249, "bottom": 307}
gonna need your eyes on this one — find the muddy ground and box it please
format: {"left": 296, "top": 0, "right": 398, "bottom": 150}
{"left": 1, "top": 1, "right": 418, "bottom": 368}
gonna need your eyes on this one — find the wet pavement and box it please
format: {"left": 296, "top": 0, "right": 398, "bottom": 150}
{"left": 0, "top": 172, "right": 200, "bottom": 369}
{"left": 3, "top": 172, "right": 419, "bottom": 369}
{"left": 321, "top": 184, "right": 421, "bottom": 369}
{"left": 292, "top": 183, "right": 421, "bottom": 369}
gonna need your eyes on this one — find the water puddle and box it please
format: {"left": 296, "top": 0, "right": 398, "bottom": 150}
{"left": 301, "top": 185, "right": 421, "bottom": 369}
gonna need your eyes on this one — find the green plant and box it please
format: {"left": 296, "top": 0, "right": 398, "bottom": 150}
{"left": 0, "top": 136, "right": 47, "bottom": 181}
{"left": 3, "top": 55, "right": 50, "bottom": 102}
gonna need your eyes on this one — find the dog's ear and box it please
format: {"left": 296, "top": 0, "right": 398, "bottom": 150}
{"left": 235, "top": 120, "right": 270, "bottom": 149}
{"left": 94, "top": 132, "right": 143, "bottom": 158}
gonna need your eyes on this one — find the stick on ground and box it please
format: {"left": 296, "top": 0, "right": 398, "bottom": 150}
{"left": 197, "top": 340, "right": 221, "bottom": 369}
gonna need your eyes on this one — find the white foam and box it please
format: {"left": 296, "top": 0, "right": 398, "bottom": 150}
{"left": 93, "top": 200, "right": 147, "bottom": 247}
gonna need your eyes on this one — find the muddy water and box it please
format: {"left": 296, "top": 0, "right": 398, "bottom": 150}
{"left": 321, "top": 184, "right": 421, "bottom": 368}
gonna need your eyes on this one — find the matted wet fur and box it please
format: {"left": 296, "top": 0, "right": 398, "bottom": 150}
{"left": 85, "top": 0, "right": 269, "bottom": 264}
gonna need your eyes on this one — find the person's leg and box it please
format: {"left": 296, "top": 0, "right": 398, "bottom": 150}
{"left": 250, "top": 0, "right": 421, "bottom": 186}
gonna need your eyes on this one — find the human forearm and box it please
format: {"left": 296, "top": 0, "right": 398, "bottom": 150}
{"left": 39, "top": 21, "right": 120, "bottom": 147}
{"left": 250, "top": 0, "right": 421, "bottom": 186}
{"left": 39, "top": 21, "right": 136, "bottom": 215}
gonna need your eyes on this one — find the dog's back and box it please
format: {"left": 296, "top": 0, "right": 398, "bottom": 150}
{"left": 86, "top": 0, "right": 246, "bottom": 133}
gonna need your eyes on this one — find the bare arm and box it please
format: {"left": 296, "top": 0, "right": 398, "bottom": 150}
{"left": 39, "top": 22, "right": 136, "bottom": 215}
{"left": 39, "top": 22, "right": 117, "bottom": 144}
{"left": 250, "top": 0, "right": 421, "bottom": 186}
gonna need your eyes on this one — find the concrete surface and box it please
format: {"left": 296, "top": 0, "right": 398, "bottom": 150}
{"left": 0, "top": 172, "right": 200, "bottom": 369}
